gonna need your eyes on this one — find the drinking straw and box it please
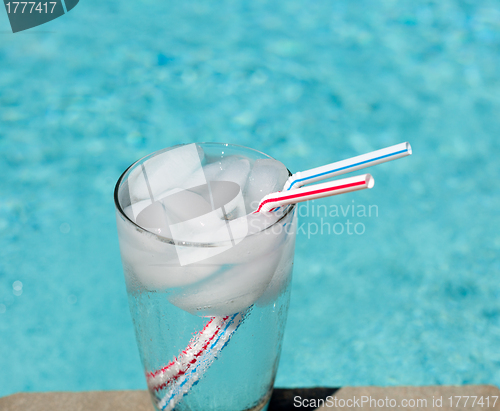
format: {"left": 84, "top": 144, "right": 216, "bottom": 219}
{"left": 141, "top": 152, "right": 386, "bottom": 410}
{"left": 255, "top": 174, "right": 374, "bottom": 213}
{"left": 147, "top": 315, "right": 234, "bottom": 392}
{"left": 283, "top": 142, "right": 411, "bottom": 191}
{"left": 135, "top": 160, "right": 249, "bottom": 409}
{"left": 152, "top": 311, "right": 247, "bottom": 411}
{"left": 149, "top": 175, "right": 373, "bottom": 408}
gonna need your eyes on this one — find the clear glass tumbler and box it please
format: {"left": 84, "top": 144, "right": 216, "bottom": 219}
{"left": 114, "top": 143, "right": 297, "bottom": 411}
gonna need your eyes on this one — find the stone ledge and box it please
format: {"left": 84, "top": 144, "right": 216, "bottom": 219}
{"left": 1, "top": 386, "right": 498, "bottom": 411}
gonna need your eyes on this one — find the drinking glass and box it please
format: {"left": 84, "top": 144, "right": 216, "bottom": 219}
{"left": 114, "top": 143, "right": 297, "bottom": 411}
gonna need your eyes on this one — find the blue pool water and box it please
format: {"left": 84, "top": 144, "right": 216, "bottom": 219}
{"left": 1, "top": 0, "right": 500, "bottom": 397}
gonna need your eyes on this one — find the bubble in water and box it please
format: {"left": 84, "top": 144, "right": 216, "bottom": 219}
{"left": 13, "top": 281, "right": 23, "bottom": 296}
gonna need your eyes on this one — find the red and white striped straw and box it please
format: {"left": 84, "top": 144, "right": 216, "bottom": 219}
{"left": 147, "top": 311, "right": 248, "bottom": 411}
{"left": 146, "top": 316, "right": 231, "bottom": 392}
{"left": 254, "top": 174, "right": 374, "bottom": 213}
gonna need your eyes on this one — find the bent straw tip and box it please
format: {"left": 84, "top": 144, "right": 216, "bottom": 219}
{"left": 405, "top": 142, "right": 412, "bottom": 155}
{"left": 365, "top": 174, "right": 375, "bottom": 189}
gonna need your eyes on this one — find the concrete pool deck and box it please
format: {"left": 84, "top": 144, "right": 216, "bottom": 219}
{"left": 1, "top": 386, "right": 499, "bottom": 410}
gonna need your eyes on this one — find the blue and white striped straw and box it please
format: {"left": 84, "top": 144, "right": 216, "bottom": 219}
{"left": 283, "top": 142, "right": 412, "bottom": 191}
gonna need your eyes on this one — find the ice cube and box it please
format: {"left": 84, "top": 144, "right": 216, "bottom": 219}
{"left": 168, "top": 243, "right": 284, "bottom": 316}
{"left": 131, "top": 188, "right": 214, "bottom": 238}
{"left": 116, "top": 213, "right": 219, "bottom": 290}
{"left": 127, "top": 144, "right": 206, "bottom": 214}
{"left": 124, "top": 247, "right": 219, "bottom": 290}
{"left": 169, "top": 196, "right": 249, "bottom": 266}
{"left": 256, "top": 216, "right": 297, "bottom": 306}
{"left": 244, "top": 159, "right": 289, "bottom": 212}
{"left": 118, "top": 203, "right": 293, "bottom": 309}
{"left": 203, "top": 157, "right": 251, "bottom": 219}
{"left": 216, "top": 158, "right": 250, "bottom": 187}
{"left": 200, "top": 157, "right": 250, "bottom": 218}
{"left": 217, "top": 159, "right": 250, "bottom": 218}
{"left": 167, "top": 212, "right": 291, "bottom": 316}
{"left": 202, "top": 161, "right": 225, "bottom": 182}
{"left": 170, "top": 209, "right": 231, "bottom": 243}
{"left": 208, "top": 181, "right": 246, "bottom": 220}
{"left": 128, "top": 178, "right": 253, "bottom": 266}
{"left": 122, "top": 204, "right": 137, "bottom": 222}
{"left": 160, "top": 189, "right": 213, "bottom": 224}
{"left": 136, "top": 201, "right": 172, "bottom": 238}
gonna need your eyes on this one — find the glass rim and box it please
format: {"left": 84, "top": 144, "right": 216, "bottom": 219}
{"left": 114, "top": 142, "right": 296, "bottom": 248}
